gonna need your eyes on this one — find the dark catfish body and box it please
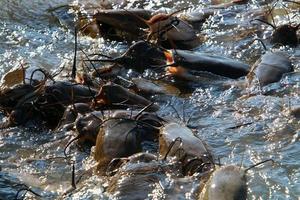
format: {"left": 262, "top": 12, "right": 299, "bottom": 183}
{"left": 199, "top": 165, "right": 247, "bottom": 200}
{"left": 94, "top": 9, "right": 152, "bottom": 40}
{"left": 107, "top": 152, "right": 200, "bottom": 200}
{"left": 107, "top": 153, "right": 165, "bottom": 200}
{"left": 252, "top": 51, "right": 293, "bottom": 86}
{"left": 76, "top": 109, "right": 161, "bottom": 143}
{"left": 180, "top": 8, "right": 215, "bottom": 30}
{"left": 94, "top": 117, "right": 158, "bottom": 173}
{"left": 56, "top": 103, "right": 92, "bottom": 130}
{"left": 74, "top": 111, "right": 105, "bottom": 145}
{"left": 94, "top": 107, "right": 163, "bottom": 173}
{"left": 92, "top": 41, "right": 165, "bottom": 73}
{"left": 270, "top": 24, "right": 299, "bottom": 47}
{"left": 110, "top": 41, "right": 166, "bottom": 72}
{"left": 171, "top": 50, "right": 250, "bottom": 79}
{"left": 44, "top": 81, "right": 97, "bottom": 105}
{"left": 95, "top": 83, "right": 159, "bottom": 111}
{"left": 159, "top": 122, "right": 214, "bottom": 175}
{"left": 35, "top": 81, "right": 97, "bottom": 127}
{"left": 0, "top": 84, "right": 35, "bottom": 112}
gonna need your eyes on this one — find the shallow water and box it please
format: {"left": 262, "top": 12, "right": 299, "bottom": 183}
{"left": 0, "top": 0, "right": 299, "bottom": 199}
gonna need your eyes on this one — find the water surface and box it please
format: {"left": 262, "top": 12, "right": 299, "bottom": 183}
{"left": 0, "top": 0, "right": 299, "bottom": 199}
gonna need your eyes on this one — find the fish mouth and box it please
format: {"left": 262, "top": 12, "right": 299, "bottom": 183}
{"left": 164, "top": 50, "right": 187, "bottom": 76}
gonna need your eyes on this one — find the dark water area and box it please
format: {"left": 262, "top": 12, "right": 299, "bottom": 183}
{"left": 0, "top": 0, "right": 299, "bottom": 199}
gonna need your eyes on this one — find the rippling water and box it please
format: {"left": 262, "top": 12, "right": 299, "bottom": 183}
{"left": 0, "top": 0, "right": 299, "bottom": 199}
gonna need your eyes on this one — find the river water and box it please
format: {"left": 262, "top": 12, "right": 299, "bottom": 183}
{"left": 0, "top": 0, "right": 299, "bottom": 199}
